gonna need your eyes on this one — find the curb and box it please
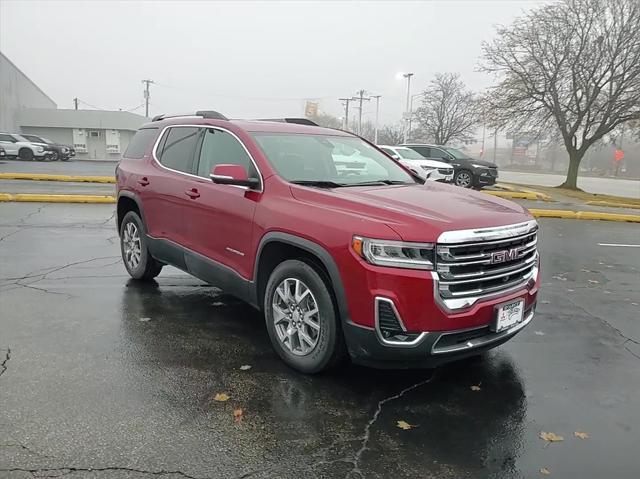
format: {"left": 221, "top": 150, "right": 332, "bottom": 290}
{"left": 0, "top": 193, "right": 115, "bottom": 203}
{"left": 485, "top": 191, "right": 541, "bottom": 201}
{"left": 586, "top": 200, "right": 640, "bottom": 210}
{"left": 528, "top": 208, "right": 640, "bottom": 223}
{"left": 0, "top": 173, "right": 116, "bottom": 183}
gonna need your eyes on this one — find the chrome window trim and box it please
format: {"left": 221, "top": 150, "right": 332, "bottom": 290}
{"left": 437, "top": 220, "right": 538, "bottom": 244}
{"left": 151, "top": 124, "right": 264, "bottom": 192}
{"left": 431, "top": 308, "right": 534, "bottom": 355}
{"left": 374, "top": 296, "right": 428, "bottom": 347}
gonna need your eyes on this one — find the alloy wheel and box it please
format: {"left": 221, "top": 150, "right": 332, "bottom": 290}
{"left": 455, "top": 171, "right": 472, "bottom": 188}
{"left": 272, "top": 278, "right": 321, "bottom": 356}
{"left": 122, "top": 222, "right": 142, "bottom": 271}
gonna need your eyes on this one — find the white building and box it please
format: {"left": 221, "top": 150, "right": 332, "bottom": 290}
{"left": 18, "top": 108, "right": 146, "bottom": 159}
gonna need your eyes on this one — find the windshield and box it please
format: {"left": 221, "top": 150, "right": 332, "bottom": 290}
{"left": 443, "top": 147, "right": 472, "bottom": 160}
{"left": 395, "top": 147, "right": 426, "bottom": 160}
{"left": 252, "top": 133, "right": 415, "bottom": 186}
{"left": 23, "top": 135, "right": 45, "bottom": 143}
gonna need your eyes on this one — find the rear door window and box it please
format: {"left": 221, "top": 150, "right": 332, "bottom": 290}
{"left": 123, "top": 128, "right": 158, "bottom": 159}
{"left": 429, "top": 148, "right": 451, "bottom": 161}
{"left": 408, "top": 146, "right": 431, "bottom": 157}
{"left": 157, "top": 127, "right": 200, "bottom": 174}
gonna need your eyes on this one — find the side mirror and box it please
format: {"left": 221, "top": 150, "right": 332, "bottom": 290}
{"left": 210, "top": 164, "right": 260, "bottom": 189}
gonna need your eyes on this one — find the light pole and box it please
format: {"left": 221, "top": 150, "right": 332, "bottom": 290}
{"left": 339, "top": 97, "right": 354, "bottom": 130}
{"left": 398, "top": 72, "right": 414, "bottom": 142}
{"left": 408, "top": 92, "right": 423, "bottom": 142}
{"left": 371, "top": 95, "right": 382, "bottom": 144}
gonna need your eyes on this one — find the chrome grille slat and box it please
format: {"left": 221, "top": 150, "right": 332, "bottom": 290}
{"left": 436, "top": 226, "right": 538, "bottom": 301}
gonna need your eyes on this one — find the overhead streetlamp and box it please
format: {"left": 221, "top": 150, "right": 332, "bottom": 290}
{"left": 397, "top": 72, "right": 414, "bottom": 142}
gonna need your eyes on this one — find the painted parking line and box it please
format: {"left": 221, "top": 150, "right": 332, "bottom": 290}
{"left": 598, "top": 243, "right": 640, "bottom": 248}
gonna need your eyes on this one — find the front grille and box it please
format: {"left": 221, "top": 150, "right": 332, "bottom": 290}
{"left": 436, "top": 228, "right": 538, "bottom": 300}
{"left": 438, "top": 168, "right": 453, "bottom": 175}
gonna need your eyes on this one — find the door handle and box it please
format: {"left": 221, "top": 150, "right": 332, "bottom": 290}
{"left": 185, "top": 188, "right": 200, "bottom": 199}
{"left": 137, "top": 177, "right": 150, "bottom": 186}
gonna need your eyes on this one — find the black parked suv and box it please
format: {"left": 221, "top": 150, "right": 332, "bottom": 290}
{"left": 20, "top": 134, "right": 75, "bottom": 161}
{"left": 401, "top": 144, "right": 498, "bottom": 188}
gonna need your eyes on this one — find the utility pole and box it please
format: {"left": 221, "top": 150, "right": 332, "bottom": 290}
{"left": 339, "top": 97, "right": 355, "bottom": 131}
{"left": 371, "top": 95, "right": 382, "bottom": 144}
{"left": 73, "top": 98, "right": 78, "bottom": 110}
{"left": 142, "top": 79, "right": 154, "bottom": 118}
{"left": 352, "top": 89, "right": 370, "bottom": 136}
{"left": 493, "top": 128, "right": 498, "bottom": 163}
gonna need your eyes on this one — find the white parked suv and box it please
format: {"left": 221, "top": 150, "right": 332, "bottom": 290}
{"left": 378, "top": 145, "right": 454, "bottom": 182}
{"left": 0, "top": 133, "right": 54, "bottom": 161}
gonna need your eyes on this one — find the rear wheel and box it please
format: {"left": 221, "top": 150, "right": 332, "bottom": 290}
{"left": 454, "top": 170, "right": 473, "bottom": 188}
{"left": 18, "top": 148, "right": 33, "bottom": 161}
{"left": 119, "top": 211, "right": 163, "bottom": 280}
{"left": 264, "top": 260, "right": 345, "bottom": 373}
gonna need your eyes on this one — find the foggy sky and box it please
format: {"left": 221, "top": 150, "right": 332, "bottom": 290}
{"left": 1, "top": 0, "right": 547, "bottom": 124}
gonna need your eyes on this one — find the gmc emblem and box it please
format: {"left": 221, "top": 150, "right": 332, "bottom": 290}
{"left": 490, "top": 247, "right": 524, "bottom": 264}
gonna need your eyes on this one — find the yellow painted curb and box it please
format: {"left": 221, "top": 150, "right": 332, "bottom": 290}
{"left": 0, "top": 193, "right": 115, "bottom": 203}
{"left": 586, "top": 200, "right": 640, "bottom": 210}
{"left": 528, "top": 208, "right": 640, "bottom": 223}
{"left": 485, "top": 191, "right": 540, "bottom": 200}
{"left": 0, "top": 173, "right": 115, "bottom": 183}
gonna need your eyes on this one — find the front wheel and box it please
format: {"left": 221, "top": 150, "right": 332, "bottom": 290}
{"left": 119, "top": 211, "right": 163, "bottom": 280}
{"left": 18, "top": 148, "right": 34, "bottom": 161}
{"left": 264, "top": 260, "right": 346, "bottom": 374}
{"left": 454, "top": 170, "right": 473, "bottom": 188}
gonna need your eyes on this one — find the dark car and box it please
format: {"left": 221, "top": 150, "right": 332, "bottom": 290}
{"left": 20, "top": 134, "right": 76, "bottom": 161}
{"left": 401, "top": 144, "right": 498, "bottom": 188}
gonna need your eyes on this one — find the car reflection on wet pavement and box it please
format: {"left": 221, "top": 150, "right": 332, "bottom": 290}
{"left": 1, "top": 203, "right": 639, "bottom": 478}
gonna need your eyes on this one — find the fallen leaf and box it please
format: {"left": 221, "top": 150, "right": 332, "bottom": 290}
{"left": 552, "top": 276, "right": 567, "bottom": 281}
{"left": 534, "top": 331, "right": 545, "bottom": 336}
{"left": 588, "top": 279, "right": 599, "bottom": 284}
{"left": 470, "top": 384, "right": 482, "bottom": 391}
{"left": 581, "top": 269, "right": 590, "bottom": 273}
{"left": 233, "top": 408, "right": 244, "bottom": 423}
{"left": 632, "top": 302, "right": 639, "bottom": 306}
{"left": 396, "top": 420, "right": 416, "bottom": 430}
{"left": 574, "top": 431, "right": 589, "bottom": 439}
{"left": 566, "top": 289, "right": 575, "bottom": 292}
{"left": 539, "top": 431, "right": 564, "bottom": 442}
{"left": 239, "top": 365, "right": 252, "bottom": 371}
{"left": 212, "top": 301, "right": 225, "bottom": 306}
{"left": 540, "top": 467, "right": 551, "bottom": 475}
{"left": 138, "top": 317, "right": 151, "bottom": 322}
{"left": 213, "top": 393, "right": 230, "bottom": 402}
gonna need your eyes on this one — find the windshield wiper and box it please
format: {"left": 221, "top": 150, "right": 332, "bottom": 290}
{"left": 344, "top": 180, "right": 410, "bottom": 187}
{"left": 290, "top": 180, "right": 347, "bottom": 188}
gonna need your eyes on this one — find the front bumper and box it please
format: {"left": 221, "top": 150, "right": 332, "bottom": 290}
{"left": 344, "top": 300, "right": 536, "bottom": 368}
{"left": 475, "top": 170, "right": 498, "bottom": 186}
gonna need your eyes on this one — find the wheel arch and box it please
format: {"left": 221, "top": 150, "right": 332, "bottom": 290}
{"left": 117, "top": 191, "right": 146, "bottom": 232}
{"left": 252, "top": 232, "right": 350, "bottom": 324}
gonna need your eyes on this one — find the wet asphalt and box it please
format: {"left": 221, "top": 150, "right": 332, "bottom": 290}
{"left": 0, "top": 203, "right": 639, "bottom": 479}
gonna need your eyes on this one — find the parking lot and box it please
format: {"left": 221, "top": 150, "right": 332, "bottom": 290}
{"left": 1, "top": 200, "right": 639, "bottom": 479}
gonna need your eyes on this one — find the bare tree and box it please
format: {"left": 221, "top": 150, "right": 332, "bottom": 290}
{"left": 377, "top": 124, "right": 405, "bottom": 145}
{"left": 481, "top": 0, "right": 640, "bottom": 189}
{"left": 310, "top": 112, "right": 342, "bottom": 129}
{"left": 414, "top": 73, "right": 479, "bottom": 145}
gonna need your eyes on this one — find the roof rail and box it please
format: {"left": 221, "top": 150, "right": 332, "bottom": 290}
{"left": 258, "top": 118, "right": 319, "bottom": 126}
{"left": 151, "top": 110, "right": 229, "bottom": 122}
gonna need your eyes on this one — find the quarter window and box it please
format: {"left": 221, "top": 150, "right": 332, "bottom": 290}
{"left": 196, "top": 128, "right": 257, "bottom": 179}
{"left": 157, "top": 127, "right": 200, "bottom": 173}
{"left": 124, "top": 128, "right": 158, "bottom": 159}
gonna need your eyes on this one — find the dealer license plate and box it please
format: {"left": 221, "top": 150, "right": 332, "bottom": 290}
{"left": 494, "top": 299, "right": 524, "bottom": 332}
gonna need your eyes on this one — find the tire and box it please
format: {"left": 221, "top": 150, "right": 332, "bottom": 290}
{"left": 454, "top": 169, "right": 473, "bottom": 188}
{"left": 264, "top": 259, "right": 346, "bottom": 374}
{"left": 18, "top": 148, "right": 34, "bottom": 161}
{"left": 119, "top": 211, "right": 163, "bottom": 280}
{"left": 51, "top": 152, "right": 59, "bottom": 161}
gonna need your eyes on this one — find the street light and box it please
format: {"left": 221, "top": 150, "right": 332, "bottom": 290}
{"left": 397, "top": 72, "right": 414, "bottom": 142}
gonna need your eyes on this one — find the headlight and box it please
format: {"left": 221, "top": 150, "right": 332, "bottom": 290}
{"left": 37, "top": 147, "right": 44, "bottom": 152}
{"left": 471, "top": 164, "right": 487, "bottom": 168}
{"left": 352, "top": 236, "right": 434, "bottom": 270}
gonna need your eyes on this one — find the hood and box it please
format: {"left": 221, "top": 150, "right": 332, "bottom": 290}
{"left": 290, "top": 182, "right": 532, "bottom": 242}
{"left": 456, "top": 157, "right": 497, "bottom": 168}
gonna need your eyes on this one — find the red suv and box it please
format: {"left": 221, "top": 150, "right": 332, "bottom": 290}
{"left": 116, "top": 111, "right": 539, "bottom": 373}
